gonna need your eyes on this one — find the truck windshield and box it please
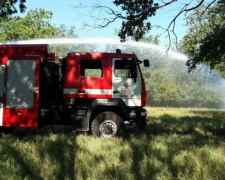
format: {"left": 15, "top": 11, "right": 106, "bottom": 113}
{"left": 114, "top": 58, "right": 137, "bottom": 78}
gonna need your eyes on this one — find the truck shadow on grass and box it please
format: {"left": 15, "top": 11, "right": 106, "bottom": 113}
{"left": 0, "top": 126, "right": 77, "bottom": 180}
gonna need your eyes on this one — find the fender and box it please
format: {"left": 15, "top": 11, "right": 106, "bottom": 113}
{"left": 79, "top": 99, "right": 129, "bottom": 131}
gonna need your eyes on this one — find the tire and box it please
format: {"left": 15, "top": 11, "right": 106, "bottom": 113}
{"left": 91, "top": 111, "right": 125, "bottom": 138}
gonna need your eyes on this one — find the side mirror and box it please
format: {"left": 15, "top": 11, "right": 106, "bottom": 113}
{"left": 144, "top": 59, "right": 150, "bottom": 67}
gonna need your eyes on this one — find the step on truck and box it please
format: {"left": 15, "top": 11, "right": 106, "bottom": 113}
{"left": 0, "top": 44, "right": 149, "bottom": 137}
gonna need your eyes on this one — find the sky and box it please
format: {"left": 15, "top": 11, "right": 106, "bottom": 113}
{"left": 19, "top": 0, "right": 202, "bottom": 46}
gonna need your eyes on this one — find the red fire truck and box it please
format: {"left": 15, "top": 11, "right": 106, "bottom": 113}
{"left": 0, "top": 44, "right": 149, "bottom": 137}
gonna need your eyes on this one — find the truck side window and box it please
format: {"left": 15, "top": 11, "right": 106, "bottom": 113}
{"left": 80, "top": 59, "right": 103, "bottom": 78}
{"left": 0, "top": 65, "right": 5, "bottom": 98}
{"left": 115, "top": 59, "right": 137, "bottom": 78}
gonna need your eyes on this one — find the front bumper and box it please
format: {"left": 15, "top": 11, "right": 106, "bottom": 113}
{"left": 128, "top": 107, "right": 150, "bottom": 124}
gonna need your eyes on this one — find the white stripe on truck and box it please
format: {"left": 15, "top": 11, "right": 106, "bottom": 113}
{"left": 64, "top": 89, "right": 112, "bottom": 95}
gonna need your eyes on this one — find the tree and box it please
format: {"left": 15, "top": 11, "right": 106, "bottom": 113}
{"left": 0, "top": 8, "right": 58, "bottom": 42}
{"left": 0, "top": 0, "right": 26, "bottom": 18}
{"left": 182, "top": 0, "right": 225, "bottom": 72}
{"left": 55, "top": 24, "right": 77, "bottom": 38}
{"left": 134, "top": 34, "right": 161, "bottom": 44}
{"left": 74, "top": 0, "right": 217, "bottom": 49}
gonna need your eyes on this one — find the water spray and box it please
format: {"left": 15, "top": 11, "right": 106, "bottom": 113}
{"left": 0, "top": 37, "right": 188, "bottom": 62}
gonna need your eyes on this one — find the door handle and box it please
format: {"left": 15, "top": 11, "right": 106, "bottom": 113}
{"left": 78, "top": 89, "right": 85, "bottom": 93}
{"left": 113, "top": 90, "right": 120, "bottom": 94}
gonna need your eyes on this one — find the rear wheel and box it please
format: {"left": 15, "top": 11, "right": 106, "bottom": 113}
{"left": 91, "top": 111, "right": 124, "bottom": 138}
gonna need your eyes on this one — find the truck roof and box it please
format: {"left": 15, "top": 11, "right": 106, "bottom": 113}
{"left": 0, "top": 44, "right": 55, "bottom": 63}
{"left": 67, "top": 52, "right": 137, "bottom": 59}
{"left": 0, "top": 44, "right": 49, "bottom": 52}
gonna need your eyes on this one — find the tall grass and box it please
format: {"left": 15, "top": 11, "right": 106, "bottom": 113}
{"left": 146, "top": 107, "right": 225, "bottom": 136}
{"left": 0, "top": 108, "right": 225, "bottom": 180}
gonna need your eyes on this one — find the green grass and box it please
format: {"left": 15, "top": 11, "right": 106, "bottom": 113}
{"left": 146, "top": 107, "right": 225, "bottom": 136}
{"left": 0, "top": 107, "right": 225, "bottom": 180}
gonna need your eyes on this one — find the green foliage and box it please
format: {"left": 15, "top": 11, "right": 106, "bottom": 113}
{"left": 113, "top": 0, "right": 158, "bottom": 41}
{"left": 0, "top": 8, "right": 58, "bottom": 42}
{"left": 216, "top": 62, "right": 225, "bottom": 78}
{"left": 182, "top": 0, "right": 225, "bottom": 72}
{"left": 132, "top": 34, "right": 161, "bottom": 44}
{"left": 143, "top": 61, "right": 223, "bottom": 108}
{"left": 0, "top": 0, "right": 26, "bottom": 18}
{"left": 55, "top": 24, "right": 77, "bottom": 38}
{"left": 1, "top": 108, "right": 225, "bottom": 179}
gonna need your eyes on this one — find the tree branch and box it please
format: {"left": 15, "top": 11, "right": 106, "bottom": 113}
{"left": 155, "top": 0, "right": 217, "bottom": 50}
{"left": 72, "top": 0, "right": 218, "bottom": 50}
{"left": 157, "top": 0, "right": 178, "bottom": 9}
{"left": 202, "top": 0, "right": 217, "bottom": 14}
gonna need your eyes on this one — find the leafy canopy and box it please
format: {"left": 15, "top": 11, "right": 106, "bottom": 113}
{"left": 114, "top": 0, "right": 158, "bottom": 41}
{"left": 182, "top": 0, "right": 225, "bottom": 72}
{"left": 0, "top": 0, "right": 26, "bottom": 18}
{"left": 0, "top": 8, "right": 58, "bottom": 42}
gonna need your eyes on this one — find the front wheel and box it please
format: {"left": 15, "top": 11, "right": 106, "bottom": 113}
{"left": 91, "top": 111, "right": 124, "bottom": 138}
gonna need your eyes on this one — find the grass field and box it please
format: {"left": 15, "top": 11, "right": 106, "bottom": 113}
{"left": 0, "top": 107, "right": 225, "bottom": 180}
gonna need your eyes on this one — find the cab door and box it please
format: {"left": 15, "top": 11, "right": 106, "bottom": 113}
{"left": 112, "top": 58, "right": 141, "bottom": 106}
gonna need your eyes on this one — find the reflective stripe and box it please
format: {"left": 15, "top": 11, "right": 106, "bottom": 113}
{"left": 63, "top": 88, "right": 112, "bottom": 95}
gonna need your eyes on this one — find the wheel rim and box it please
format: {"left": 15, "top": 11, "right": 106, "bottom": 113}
{"left": 99, "top": 120, "right": 117, "bottom": 138}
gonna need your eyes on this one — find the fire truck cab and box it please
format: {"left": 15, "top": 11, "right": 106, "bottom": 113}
{"left": 0, "top": 44, "right": 149, "bottom": 137}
